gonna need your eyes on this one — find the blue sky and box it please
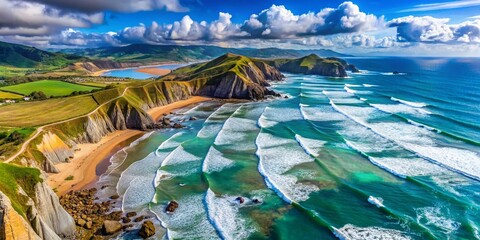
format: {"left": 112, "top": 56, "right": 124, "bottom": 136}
{"left": 1, "top": 0, "right": 480, "bottom": 56}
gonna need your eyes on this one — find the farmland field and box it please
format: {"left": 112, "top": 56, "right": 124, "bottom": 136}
{"left": 0, "top": 95, "right": 99, "bottom": 127}
{"left": 0, "top": 80, "right": 101, "bottom": 97}
{"left": 0, "top": 91, "right": 23, "bottom": 99}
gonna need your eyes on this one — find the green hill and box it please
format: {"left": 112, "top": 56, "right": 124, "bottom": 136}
{"left": 266, "top": 54, "right": 359, "bottom": 77}
{"left": 162, "top": 53, "right": 284, "bottom": 99}
{"left": 0, "top": 41, "right": 80, "bottom": 68}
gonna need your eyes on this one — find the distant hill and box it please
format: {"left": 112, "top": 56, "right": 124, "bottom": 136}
{"left": 62, "top": 44, "right": 352, "bottom": 63}
{"left": 0, "top": 41, "right": 81, "bottom": 68}
{"left": 265, "top": 54, "right": 359, "bottom": 77}
{"left": 162, "top": 53, "right": 284, "bottom": 99}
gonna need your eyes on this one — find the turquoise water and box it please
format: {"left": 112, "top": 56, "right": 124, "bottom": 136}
{"left": 99, "top": 57, "right": 480, "bottom": 239}
{"left": 101, "top": 64, "right": 185, "bottom": 79}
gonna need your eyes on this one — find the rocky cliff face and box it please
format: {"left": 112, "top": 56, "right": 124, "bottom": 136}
{"left": 72, "top": 60, "right": 142, "bottom": 72}
{"left": 33, "top": 81, "right": 193, "bottom": 173}
{"left": 0, "top": 178, "right": 75, "bottom": 240}
{"left": 163, "top": 53, "right": 284, "bottom": 100}
{"left": 266, "top": 54, "right": 357, "bottom": 78}
{"left": 0, "top": 192, "right": 41, "bottom": 240}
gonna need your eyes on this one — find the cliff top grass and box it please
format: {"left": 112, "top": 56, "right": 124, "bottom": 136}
{"left": 0, "top": 80, "right": 101, "bottom": 97}
{"left": 269, "top": 54, "right": 343, "bottom": 70}
{"left": 0, "top": 162, "right": 42, "bottom": 217}
{"left": 161, "top": 53, "right": 260, "bottom": 84}
{"left": 0, "top": 95, "right": 99, "bottom": 127}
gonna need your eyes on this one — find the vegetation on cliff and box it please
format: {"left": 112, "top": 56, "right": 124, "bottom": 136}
{"left": 162, "top": 53, "right": 284, "bottom": 99}
{"left": 0, "top": 163, "right": 42, "bottom": 216}
{"left": 265, "top": 54, "right": 358, "bottom": 77}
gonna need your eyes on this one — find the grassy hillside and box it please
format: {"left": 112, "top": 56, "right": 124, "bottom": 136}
{"left": 0, "top": 41, "right": 80, "bottom": 69}
{"left": 0, "top": 163, "right": 42, "bottom": 217}
{"left": 0, "top": 95, "right": 99, "bottom": 127}
{"left": 265, "top": 54, "right": 356, "bottom": 77}
{"left": 0, "top": 80, "right": 101, "bottom": 97}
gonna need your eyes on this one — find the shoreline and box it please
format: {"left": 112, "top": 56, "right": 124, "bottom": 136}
{"left": 47, "top": 130, "right": 144, "bottom": 195}
{"left": 148, "top": 96, "right": 212, "bottom": 121}
{"left": 90, "top": 62, "right": 180, "bottom": 77}
{"left": 47, "top": 96, "right": 212, "bottom": 196}
{"left": 136, "top": 67, "right": 171, "bottom": 76}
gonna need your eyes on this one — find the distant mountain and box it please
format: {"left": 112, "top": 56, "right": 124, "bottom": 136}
{"left": 0, "top": 41, "right": 81, "bottom": 68}
{"left": 62, "top": 44, "right": 352, "bottom": 63}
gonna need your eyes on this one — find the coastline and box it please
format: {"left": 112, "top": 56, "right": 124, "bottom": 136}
{"left": 148, "top": 96, "right": 212, "bottom": 121}
{"left": 136, "top": 67, "right": 171, "bottom": 76}
{"left": 47, "top": 96, "right": 212, "bottom": 196}
{"left": 47, "top": 130, "right": 144, "bottom": 195}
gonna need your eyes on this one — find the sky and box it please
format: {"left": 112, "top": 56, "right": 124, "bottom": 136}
{"left": 1, "top": 0, "right": 480, "bottom": 56}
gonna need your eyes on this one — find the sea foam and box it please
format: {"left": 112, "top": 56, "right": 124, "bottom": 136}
{"left": 151, "top": 194, "right": 219, "bottom": 239}
{"left": 205, "top": 189, "right": 255, "bottom": 240}
{"left": 256, "top": 131, "right": 319, "bottom": 203}
{"left": 202, "top": 146, "right": 235, "bottom": 173}
{"left": 333, "top": 224, "right": 411, "bottom": 240}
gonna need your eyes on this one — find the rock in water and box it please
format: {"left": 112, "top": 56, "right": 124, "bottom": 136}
{"left": 165, "top": 201, "right": 179, "bottom": 213}
{"left": 235, "top": 197, "right": 245, "bottom": 204}
{"left": 102, "top": 220, "right": 122, "bottom": 235}
{"left": 139, "top": 221, "right": 156, "bottom": 239}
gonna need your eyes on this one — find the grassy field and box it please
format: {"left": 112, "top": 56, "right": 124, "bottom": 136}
{"left": 0, "top": 80, "right": 101, "bottom": 97}
{"left": 0, "top": 95, "right": 99, "bottom": 127}
{"left": 78, "top": 82, "right": 108, "bottom": 88}
{"left": 0, "top": 66, "right": 34, "bottom": 77}
{"left": 0, "top": 90, "right": 23, "bottom": 99}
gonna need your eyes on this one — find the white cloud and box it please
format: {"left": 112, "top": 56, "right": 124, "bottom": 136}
{"left": 24, "top": 0, "right": 188, "bottom": 13}
{"left": 399, "top": 0, "right": 480, "bottom": 13}
{"left": 241, "top": 2, "right": 384, "bottom": 38}
{"left": 0, "top": 0, "right": 104, "bottom": 36}
{"left": 388, "top": 16, "right": 480, "bottom": 43}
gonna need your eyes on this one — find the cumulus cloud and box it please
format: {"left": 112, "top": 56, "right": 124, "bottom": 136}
{"left": 388, "top": 16, "right": 480, "bottom": 43}
{"left": 24, "top": 0, "right": 188, "bottom": 13}
{"left": 45, "top": 1, "right": 383, "bottom": 47}
{"left": 241, "top": 2, "right": 384, "bottom": 38}
{"left": 0, "top": 0, "right": 103, "bottom": 36}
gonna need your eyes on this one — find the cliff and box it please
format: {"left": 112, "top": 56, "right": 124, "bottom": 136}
{"left": 161, "top": 53, "right": 284, "bottom": 100}
{"left": 0, "top": 163, "right": 75, "bottom": 239}
{"left": 70, "top": 60, "right": 143, "bottom": 73}
{"left": 265, "top": 54, "right": 358, "bottom": 77}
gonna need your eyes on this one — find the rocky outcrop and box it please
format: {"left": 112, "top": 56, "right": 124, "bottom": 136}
{"left": 0, "top": 178, "right": 75, "bottom": 240}
{"left": 37, "top": 132, "right": 73, "bottom": 167}
{"left": 267, "top": 54, "right": 357, "bottom": 78}
{"left": 30, "top": 180, "right": 75, "bottom": 238}
{"left": 139, "top": 221, "right": 155, "bottom": 239}
{"left": 0, "top": 192, "right": 42, "bottom": 240}
{"left": 163, "top": 53, "right": 284, "bottom": 100}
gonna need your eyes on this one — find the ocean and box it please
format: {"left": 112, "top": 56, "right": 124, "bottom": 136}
{"left": 96, "top": 57, "right": 480, "bottom": 239}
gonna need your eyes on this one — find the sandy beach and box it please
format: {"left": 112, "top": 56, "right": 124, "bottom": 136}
{"left": 48, "top": 96, "right": 212, "bottom": 196}
{"left": 90, "top": 69, "right": 109, "bottom": 76}
{"left": 47, "top": 130, "right": 144, "bottom": 195}
{"left": 136, "top": 67, "right": 171, "bottom": 76}
{"left": 148, "top": 96, "right": 212, "bottom": 121}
